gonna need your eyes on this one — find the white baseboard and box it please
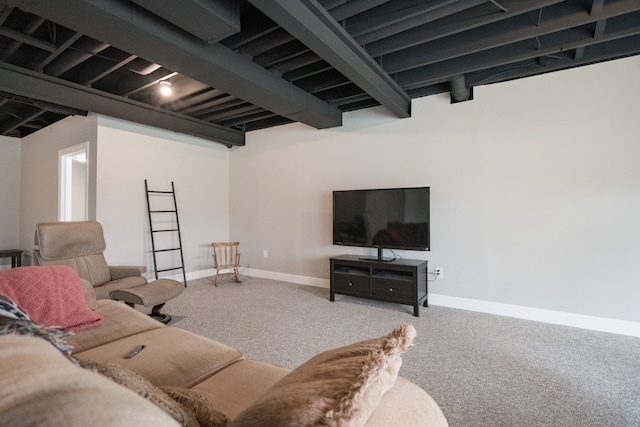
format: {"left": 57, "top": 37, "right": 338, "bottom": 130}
{"left": 179, "top": 268, "right": 640, "bottom": 338}
{"left": 149, "top": 268, "right": 213, "bottom": 282}
{"left": 428, "top": 294, "right": 640, "bottom": 338}
{"left": 242, "top": 267, "right": 329, "bottom": 288}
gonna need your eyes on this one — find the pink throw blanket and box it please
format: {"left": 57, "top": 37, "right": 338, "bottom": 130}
{"left": 0, "top": 265, "right": 103, "bottom": 331}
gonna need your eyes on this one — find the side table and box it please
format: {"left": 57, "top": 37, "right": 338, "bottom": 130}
{"left": 0, "top": 249, "right": 23, "bottom": 268}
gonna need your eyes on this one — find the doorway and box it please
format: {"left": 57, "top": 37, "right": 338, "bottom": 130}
{"left": 59, "top": 143, "right": 88, "bottom": 221}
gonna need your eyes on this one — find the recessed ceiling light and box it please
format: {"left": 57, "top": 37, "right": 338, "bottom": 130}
{"left": 159, "top": 81, "right": 172, "bottom": 96}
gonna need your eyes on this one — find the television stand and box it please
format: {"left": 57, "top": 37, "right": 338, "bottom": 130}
{"left": 330, "top": 255, "right": 428, "bottom": 316}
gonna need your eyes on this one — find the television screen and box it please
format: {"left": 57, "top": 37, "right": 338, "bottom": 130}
{"left": 333, "top": 187, "right": 430, "bottom": 253}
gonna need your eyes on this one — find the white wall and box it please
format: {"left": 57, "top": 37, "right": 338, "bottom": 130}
{"left": 95, "top": 117, "right": 229, "bottom": 279}
{"left": 19, "top": 114, "right": 98, "bottom": 261}
{"left": 230, "top": 56, "right": 640, "bottom": 324}
{"left": 0, "top": 136, "right": 21, "bottom": 269}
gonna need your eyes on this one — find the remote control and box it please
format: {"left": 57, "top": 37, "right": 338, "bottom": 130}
{"left": 123, "top": 345, "right": 146, "bottom": 359}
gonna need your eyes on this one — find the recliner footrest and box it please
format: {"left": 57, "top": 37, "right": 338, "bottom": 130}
{"left": 110, "top": 279, "right": 183, "bottom": 307}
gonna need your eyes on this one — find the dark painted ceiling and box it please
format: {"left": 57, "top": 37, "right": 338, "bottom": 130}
{"left": 1, "top": 0, "right": 638, "bottom": 147}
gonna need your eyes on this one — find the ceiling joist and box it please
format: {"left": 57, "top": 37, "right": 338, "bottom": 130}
{"left": 250, "top": 0, "right": 411, "bottom": 118}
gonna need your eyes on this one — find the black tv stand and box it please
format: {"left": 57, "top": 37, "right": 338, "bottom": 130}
{"left": 330, "top": 255, "right": 428, "bottom": 316}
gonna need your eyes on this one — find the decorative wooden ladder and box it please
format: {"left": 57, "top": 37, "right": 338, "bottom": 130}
{"left": 144, "top": 180, "right": 187, "bottom": 287}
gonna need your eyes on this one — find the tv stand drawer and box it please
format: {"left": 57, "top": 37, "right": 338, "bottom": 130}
{"left": 371, "top": 279, "right": 413, "bottom": 302}
{"left": 333, "top": 273, "right": 369, "bottom": 294}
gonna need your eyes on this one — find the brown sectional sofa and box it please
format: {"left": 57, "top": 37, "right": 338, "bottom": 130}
{"left": 0, "top": 266, "right": 448, "bottom": 426}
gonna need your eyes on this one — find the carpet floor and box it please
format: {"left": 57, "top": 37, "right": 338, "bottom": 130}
{"left": 155, "top": 275, "right": 640, "bottom": 427}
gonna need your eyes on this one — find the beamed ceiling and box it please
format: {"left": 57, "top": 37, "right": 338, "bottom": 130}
{"left": 0, "top": 0, "right": 639, "bottom": 147}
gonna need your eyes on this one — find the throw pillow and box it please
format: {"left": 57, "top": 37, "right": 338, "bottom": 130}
{"left": 160, "top": 385, "right": 229, "bottom": 427}
{"left": 229, "top": 323, "right": 416, "bottom": 427}
{"left": 0, "top": 266, "right": 103, "bottom": 331}
{"left": 0, "top": 293, "right": 30, "bottom": 321}
{"left": 81, "top": 360, "right": 199, "bottom": 427}
{"left": 0, "top": 294, "right": 76, "bottom": 363}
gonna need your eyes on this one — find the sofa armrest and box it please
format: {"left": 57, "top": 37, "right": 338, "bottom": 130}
{"left": 0, "top": 335, "right": 181, "bottom": 427}
{"left": 364, "top": 377, "right": 448, "bottom": 427}
{"left": 109, "top": 265, "right": 147, "bottom": 279}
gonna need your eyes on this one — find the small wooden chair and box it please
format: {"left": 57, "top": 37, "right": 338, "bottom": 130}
{"left": 211, "top": 242, "right": 241, "bottom": 286}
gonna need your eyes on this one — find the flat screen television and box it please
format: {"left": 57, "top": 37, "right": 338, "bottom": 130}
{"left": 333, "top": 187, "right": 430, "bottom": 262}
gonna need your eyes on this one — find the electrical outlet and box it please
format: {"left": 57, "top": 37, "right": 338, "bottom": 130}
{"left": 435, "top": 267, "right": 443, "bottom": 278}
{"left": 263, "top": 249, "right": 268, "bottom": 258}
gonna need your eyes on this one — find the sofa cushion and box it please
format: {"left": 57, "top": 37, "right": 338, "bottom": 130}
{"left": 191, "top": 360, "right": 290, "bottom": 420}
{"left": 68, "top": 299, "right": 164, "bottom": 353}
{"left": 0, "top": 334, "right": 180, "bottom": 427}
{"left": 74, "top": 327, "right": 243, "bottom": 387}
{"left": 0, "top": 265, "right": 103, "bottom": 331}
{"left": 81, "top": 360, "right": 200, "bottom": 427}
{"left": 229, "top": 324, "right": 416, "bottom": 427}
{"left": 160, "top": 385, "right": 229, "bottom": 427}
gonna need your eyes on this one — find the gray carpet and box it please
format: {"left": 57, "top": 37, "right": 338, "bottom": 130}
{"left": 156, "top": 275, "right": 640, "bottom": 427}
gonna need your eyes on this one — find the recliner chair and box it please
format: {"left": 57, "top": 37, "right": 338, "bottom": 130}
{"left": 33, "top": 221, "right": 183, "bottom": 323}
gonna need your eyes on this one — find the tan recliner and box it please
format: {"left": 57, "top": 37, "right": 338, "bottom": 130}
{"left": 34, "top": 221, "right": 147, "bottom": 299}
{"left": 33, "top": 221, "right": 183, "bottom": 323}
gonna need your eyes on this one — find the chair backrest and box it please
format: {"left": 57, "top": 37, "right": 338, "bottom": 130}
{"left": 33, "top": 221, "right": 112, "bottom": 287}
{"left": 211, "top": 242, "right": 240, "bottom": 268}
